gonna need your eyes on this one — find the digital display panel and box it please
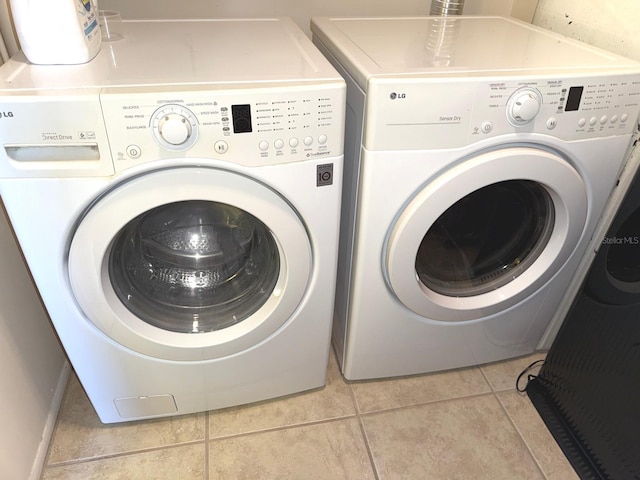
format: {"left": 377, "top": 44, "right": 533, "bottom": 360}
{"left": 232, "top": 104, "right": 252, "bottom": 133}
{"left": 565, "top": 86, "right": 584, "bottom": 112}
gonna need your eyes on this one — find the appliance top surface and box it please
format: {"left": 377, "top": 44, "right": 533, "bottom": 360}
{"left": 0, "top": 18, "right": 342, "bottom": 91}
{"left": 311, "top": 16, "right": 640, "bottom": 85}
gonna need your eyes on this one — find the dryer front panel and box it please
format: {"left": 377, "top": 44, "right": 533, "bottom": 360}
{"left": 385, "top": 146, "right": 588, "bottom": 322}
{"left": 68, "top": 167, "right": 312, "bottom": 361}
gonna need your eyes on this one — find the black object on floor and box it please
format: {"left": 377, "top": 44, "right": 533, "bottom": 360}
{"left": 526, "top": 165, "right": 640, "bottom": 480}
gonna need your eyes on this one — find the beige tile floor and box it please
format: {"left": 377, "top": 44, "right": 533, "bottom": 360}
{"left": 40, "top": 350, "right": 579, "bottom": 480}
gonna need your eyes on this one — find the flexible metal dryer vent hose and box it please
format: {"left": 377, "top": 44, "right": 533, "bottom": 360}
{"left": 430, "top": 0, "right": 465, "bottom": 16}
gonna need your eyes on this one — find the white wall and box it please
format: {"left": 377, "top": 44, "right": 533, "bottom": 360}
{"left": 99, "top": 0, "right": 539, "bottom": 36}
{"left": 0, "top": 0, "right": 19, "bottom": 56}
{"left": 533, "top": 0, "right": 640, "bottom": 61}
{"left": 0, "top": 201, "right": 68, "bottom": 480}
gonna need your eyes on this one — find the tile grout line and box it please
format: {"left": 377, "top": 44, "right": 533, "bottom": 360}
{"left": 39, "top": 374, "right": 74, "bottom": 479}
{"left": 207, "top": 412, "right": 359, "bottom": 444}
{"left": 354, "top": 389, "right": 498, "bottom": 419}
{"left": 345, "top": 376, "right": 381, "bottom": 480}
{"left": 480, "top": 359, "right": 551, "bottom": 478}
{"left": 356, "top": 415, "right": 381, "bottom": 480}
{"left": 477, "top": 364, "right": 496, "bottom": 393}
{"left": 42, "top": 439, "right": 208, "bottom": 469}
{"left": 204, "top": 410, "right": 210, "bottom": 480}
{"left": 494, "top": 390, "right": 550, "bottom": 480}
{"left": 480, "top": 353, "right": 555, "bottom": 478}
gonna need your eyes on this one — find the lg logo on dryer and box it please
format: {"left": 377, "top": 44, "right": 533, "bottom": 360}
{"left": 389, "top": 92, "right": 406, "bottom": 100}
{"left": 0, "top": 111, "right": 14, "bottom": 118}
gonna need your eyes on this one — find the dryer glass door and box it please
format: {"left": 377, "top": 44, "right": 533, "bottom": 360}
{"left": 385, "top": 146, "right": 587, "bottom": 322}
{"left": 415, "top": 180, "right": 555, "bottom": 297}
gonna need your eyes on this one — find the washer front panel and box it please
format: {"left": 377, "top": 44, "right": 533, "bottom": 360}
{"left": 385, "top": 147, "right": 587, "bottom": 321}
{"left": 68, "top": 167, "right": 312, "bottom": 361}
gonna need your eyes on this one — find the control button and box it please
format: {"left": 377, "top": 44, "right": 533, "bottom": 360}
{"left": 589, "top": 117, "right": 598, "bottom": 126}
{"left": 289, "top": 137, "right": 299, "bottom": 148}
{"left": 622, "top": 113, "right": 629, "bottom": 122}
{"left": 481, "top": 121, "right": 493, "bottom": 133}
{"left": 126, "top": 145, "right": 142, "bottom": 159}
{"left": 259, "top": 140, "right": 269, "bottom": 151}
{"left": 578, "top": 118, "right": 587, "bottom": 128}
{"left": 318, "top": 134, "right": 328, "bottom": 144}
{"left": 600, "top": 115, "right": 608, "bottom": 125}
{"left": 304, "top": 136, "right": 314, "bottom": 146}
{"left": 214, "top": 141, "right": 228, "bottom": 154}
{"left": 611, "top": 115, "right": 618, "bottom": 124}
{"left": 274, "top": 139, "right": 285, "bottom": 150}
{"left": 546, "top": 118, "right": 557, "bottom": 130}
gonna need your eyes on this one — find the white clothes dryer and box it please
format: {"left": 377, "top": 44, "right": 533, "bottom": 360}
{"left": 0, "top": 18, "right": 345, "bottom": 423}
{"left": 311, "top": 16, "right": 640, "bottom": 380}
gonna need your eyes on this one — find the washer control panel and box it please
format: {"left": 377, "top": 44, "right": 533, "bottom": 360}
{"left": 366, "top": 74, "right": 640, "bottom": 150}
{"left": 99, "top": 83, "right": 345, "bottom": 171}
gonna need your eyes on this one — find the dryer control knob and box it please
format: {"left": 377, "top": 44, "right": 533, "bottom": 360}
{"left": 507, "top": 88, "right": 542, "bottom": 126}
{"left": 158, "top": 113, "right": 192, "bottom": 145}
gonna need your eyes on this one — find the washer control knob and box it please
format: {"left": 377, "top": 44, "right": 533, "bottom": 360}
{"left": 151, "top": 105, "right": 199, "bottom": 151}
{"left": 507, "top": 88, "right": 542, "bottom": 126}
{"left": 158, "top": 113, "right": 192, "bottom": 145}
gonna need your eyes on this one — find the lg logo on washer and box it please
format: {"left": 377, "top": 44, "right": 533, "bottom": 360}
{"left": 389, "top": 92, "right": 406, "bottom": 100}
{"left": 0, "top": 111, "right": 14, "bottom": 118}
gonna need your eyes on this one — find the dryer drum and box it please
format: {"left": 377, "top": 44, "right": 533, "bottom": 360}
{"left": 109, "top": 200, "right": 280, "bottom": 333}
{"left": 415, "top": 180, "right": 554, "bottom": 297}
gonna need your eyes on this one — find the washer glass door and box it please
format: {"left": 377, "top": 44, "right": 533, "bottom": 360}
{"left": 68, "top": 167, "right": 312, "bottom": 361}
{"left": 109, "top": 200, "right": 280, "bottom": 333}
{"left": 385, "top": 146, "right": 587, "bottom": 322}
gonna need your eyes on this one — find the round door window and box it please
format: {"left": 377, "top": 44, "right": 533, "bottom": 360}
{"left": 109, "top": 200, "right": 280, "bottom": 333}
{"left": 415, "top": 180, "right": 555, "bottom": 297}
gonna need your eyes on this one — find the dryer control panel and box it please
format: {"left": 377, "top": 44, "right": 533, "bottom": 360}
{"left": 365, "top": 74, "right": 640, "bottom": 150}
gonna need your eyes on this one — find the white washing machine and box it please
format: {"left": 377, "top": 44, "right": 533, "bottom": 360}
{"left": 311, "top": 16, "right": 640, "bottom": 380}
{"left": 0, "top": 18, "right": 345, "bottom": 423}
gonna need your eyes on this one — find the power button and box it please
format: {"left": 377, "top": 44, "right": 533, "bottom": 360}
{"left": 126, "top": 145, "right": 142, "bottom": 159}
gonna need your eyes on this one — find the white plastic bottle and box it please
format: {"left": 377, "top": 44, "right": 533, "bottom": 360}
{"left": 10, "top": 0, "right": 101, "bottom": 65}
